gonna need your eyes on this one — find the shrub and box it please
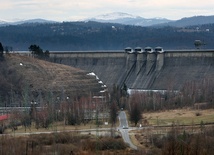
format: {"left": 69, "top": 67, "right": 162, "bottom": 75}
{"left": 195, "top": 112, "right": 202, "bottom": 116}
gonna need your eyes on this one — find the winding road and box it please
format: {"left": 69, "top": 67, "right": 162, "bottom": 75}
{"left": 118, "top": 111, "right": 137, "bottom": 150}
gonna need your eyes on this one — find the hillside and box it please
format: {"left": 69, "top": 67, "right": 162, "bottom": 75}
{"left": 0, "top": 54, "right": 103, "bottom": 106}
{"left": 1, "top": 21, "right": 214, "bottom": 51}
{"left": 156, "top": 15, "right": 214, "bottom": 27}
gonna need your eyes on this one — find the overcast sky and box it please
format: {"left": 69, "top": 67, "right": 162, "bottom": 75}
{"left": 1, "top": 0, "right": 214, "bottom": 21}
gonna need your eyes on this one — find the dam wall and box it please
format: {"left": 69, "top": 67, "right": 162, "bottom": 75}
{"left": 151, "top": 50, "right": 214, "bottom": 90}
{"left": 49, "top": 50, "right": 214, "bottom": 90}
{"left": 49, "top": 51, "right": 128, "bottom": 89}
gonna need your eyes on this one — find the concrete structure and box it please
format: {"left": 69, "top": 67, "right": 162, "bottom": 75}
{"left": 49, "top": 49, "right": 214, "bottom": 90}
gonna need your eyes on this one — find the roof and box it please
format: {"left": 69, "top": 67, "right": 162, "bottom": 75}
{"left": 0, "top": 115, "right": 9, "bottom": 121}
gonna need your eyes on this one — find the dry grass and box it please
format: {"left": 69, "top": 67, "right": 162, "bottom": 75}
{"left": 5, "top": 120, "right": 113, "bottom": 135}
{"left": 1, "top": 131, "right": 132, "bottom": 155}
{"left": 4, "top": 54, "right": 102, "bottom": 97}
{"left": 131, "top": 109, "right": 214, "bottom": 154}
{"left": 143, "top": 109, "right": 214, "bottom": 126}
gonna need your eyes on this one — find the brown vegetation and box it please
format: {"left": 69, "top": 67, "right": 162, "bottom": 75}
{"left": 123, "top": 76, "right": 214, "bottom": 154}
{"left": 0, "top": 132, "right": 133, "bottom": 155}
{"left": 0, "top": 54, "right": 103, "bottom": 106}
{"left": 131, "top": 124, "right": 214, "bottom": 155}
{"left": 143, "top": 109, "right": 214, "bottom": 126}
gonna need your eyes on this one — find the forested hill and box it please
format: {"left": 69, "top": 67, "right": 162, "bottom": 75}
{"left": 0, "top": 21, "right": 214, "bottom": 51}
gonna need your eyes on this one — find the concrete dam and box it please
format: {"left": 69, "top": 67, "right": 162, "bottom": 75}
{"left": 49, "top": 49, "right": 214, "bottom": 90}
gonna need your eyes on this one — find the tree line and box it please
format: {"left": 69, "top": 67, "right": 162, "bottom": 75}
{"left": 28, "top": 44, "right": 50, "bottom": 58}
{"left": 7, "top": 76, "right": 212, "bottom": 132}
{"left": 0, "top": 21, "right": 214, "bottom": 51}
{"left": 109, "top": 77, "right": 214, "bottom": 127}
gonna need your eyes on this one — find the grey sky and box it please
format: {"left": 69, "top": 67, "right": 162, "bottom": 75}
{"left": 1, "top": 0, "right": 214, "bottom": 21}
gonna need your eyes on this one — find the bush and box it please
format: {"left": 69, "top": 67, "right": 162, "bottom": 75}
{"left": 151, "top": 134, "right": 164, "bottom": 148}
{"left": 1, "top": 132, "right": 127, "bottom": 154}
{"left": 55, "top": 144, "right": 78, "bottom": 154}
{"left": 82, "top": 137, "right": 127, "bottom": 151}
{"left": 195, "top": 112, "right": 202, "bottom": 116}
{"left": 100, "top": 138, "right": 127, "bottom": 150}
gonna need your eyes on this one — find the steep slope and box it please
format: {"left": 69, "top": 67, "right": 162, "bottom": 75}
{"left": 0, "top": 54, "right": 103, "bottom": 105}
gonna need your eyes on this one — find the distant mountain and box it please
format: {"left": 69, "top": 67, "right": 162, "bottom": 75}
{"left": 13, "top": 18, "right": 57, "bottom": 25}
{"left": 88, "top": 13, "right": 214, "bottom": 27}
{"left": 92, "top": 12, "right": 139, "bottom": 20}
{"left": 156, "top": 15, "right": 214, "bottom": 27}
{"left": 0, "top": 18, "right": 57, "bottom": 26}
{"left": 0, "top": 20, "right": 7, "bottom": 24}
{"left": 1, "top": 13, "right": 214, "bottom": 27}
{"left": 0, "top": 20, "right": 9, "bottom": 26}
{"left": 87, "top": 12, "right": 172, "bottom": 27}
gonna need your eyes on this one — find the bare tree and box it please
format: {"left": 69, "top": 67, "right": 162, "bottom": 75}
{"left": 129, "top": 95, "right": 142, "bottom": 126}
{"left": 109, "top": 100, "right": 118, "bottom": 127}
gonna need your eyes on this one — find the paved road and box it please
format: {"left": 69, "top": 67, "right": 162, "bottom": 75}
{"left": 118, "top": 111, "right": 137, "bottom": 150}
{"left": 2, "top": 110, "right": 138, "bottom": 150}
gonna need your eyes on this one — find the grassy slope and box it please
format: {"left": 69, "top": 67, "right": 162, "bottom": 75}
{"left": 3, "top": 54, "right": 102, "bottom": 98}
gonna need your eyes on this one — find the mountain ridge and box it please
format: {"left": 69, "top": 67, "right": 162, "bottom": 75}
{"left": 1, "top": 12, "right": 214, "bottom": 27}
{"left": 155, "top": 15, "right": 214, "bottom": 27}
{"left": 1, "top": 20, "right": 214, "bottom": 51}
{"left": 0, "top": 18, "right": 58, "bottom": 26}
{"left": 87, "top": 12, "right": 172, "bottom": 26}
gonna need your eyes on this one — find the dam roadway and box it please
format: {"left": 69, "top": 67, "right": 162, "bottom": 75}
{"left": 48, "top": 49, "right": 214, "bottom": 90}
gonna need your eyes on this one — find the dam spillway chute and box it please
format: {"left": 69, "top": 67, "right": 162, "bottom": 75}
{"left": 145, "top": 47, "right": 156, "bottom": 75}
{"left": 155, "top": 47, "right": 165, "bottom": 71}
{"left": 135, "top": 47, "right": 147, "bottom": 75}
{"left": 125, "top": 47, "right": 137, "bottom": 72}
